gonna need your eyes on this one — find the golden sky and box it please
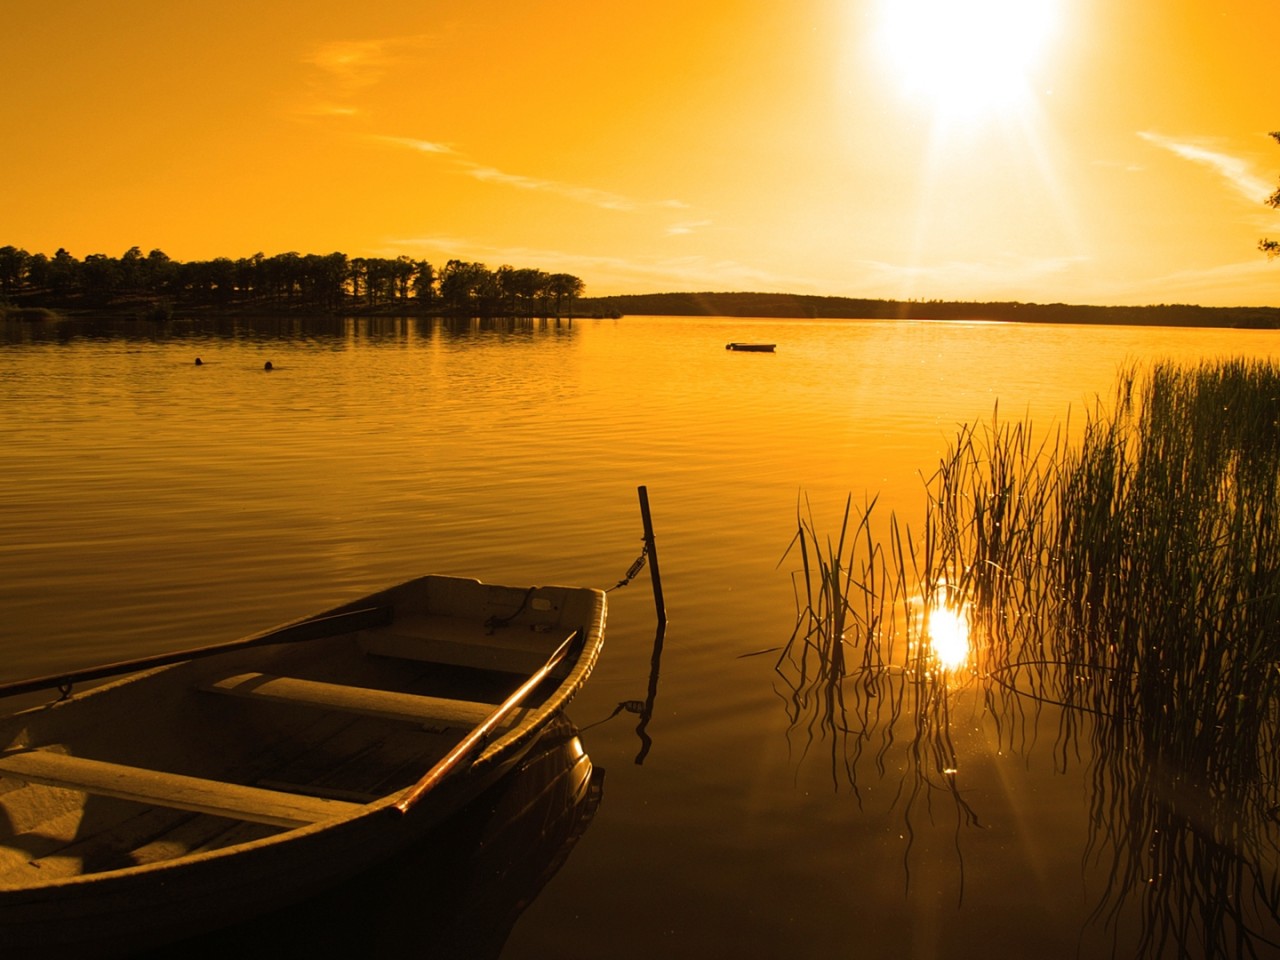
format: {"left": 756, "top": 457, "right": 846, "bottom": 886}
{"left": 5, "top": 0, "right": 1279, "bottom": 306}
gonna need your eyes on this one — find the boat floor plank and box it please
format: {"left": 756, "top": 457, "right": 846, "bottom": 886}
{"left": 276, "top": 726, "right": 457, "bottom": 803}
{"left": 359, "top": 617, "right": 568, "bottom": 676}
{"left": 184, "top": 692, "right": 389, "bottom": 793}
{"left": 0, "top": 751, "right": 363, "bottom": 828}
{"left": 0, "top": 709, "right": 395, "bottom": 883}
{"left": 144, "top": 814, "right": 280, "bottom": 863}
{"left": 0, "top": 779, "right": 86, "bottom": 839}
{"left": 0, "top": 802, "right": 197, "bottom": 886}
{"left": 266, "top": 721, "right": 438, "bottom": 798}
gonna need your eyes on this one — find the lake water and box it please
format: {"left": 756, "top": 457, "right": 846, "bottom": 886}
{"left": 2, "top": 314, "right": 1278, "bottom": 958}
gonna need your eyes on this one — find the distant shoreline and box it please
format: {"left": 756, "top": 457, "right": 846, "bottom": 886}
{"left": 5, "top": 290, "right": 1279, "bottom": 330}
{"left": 573, "top": 292, "right": 1280, "bottom": 329}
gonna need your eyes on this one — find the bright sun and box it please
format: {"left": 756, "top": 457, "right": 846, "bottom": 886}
{"left": 874, "top": 0, "right": 1057, "bottom": 123}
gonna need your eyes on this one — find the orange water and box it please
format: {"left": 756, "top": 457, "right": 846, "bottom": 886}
{"left": 3, "top": 314, "right": 1275, "bottom": 957}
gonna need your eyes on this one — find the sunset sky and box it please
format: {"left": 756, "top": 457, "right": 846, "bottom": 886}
{"left": 5, "top": 0, "right": 1279, "bottom": 307}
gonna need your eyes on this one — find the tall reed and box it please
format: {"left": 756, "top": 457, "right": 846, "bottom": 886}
{"left": 780, "top": 360, "right": 1280, "bottom": 955}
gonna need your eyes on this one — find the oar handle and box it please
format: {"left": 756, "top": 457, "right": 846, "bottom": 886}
{"left": 0, "top": 606, "right": 393, "bottom": 700}
{"left": 394, "top": 630, "right": 580, "bottom": 815}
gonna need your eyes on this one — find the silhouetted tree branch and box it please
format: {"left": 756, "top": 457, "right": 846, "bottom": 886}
{"left": 1262, "top": 131, "right": 1280, "bottom": 259}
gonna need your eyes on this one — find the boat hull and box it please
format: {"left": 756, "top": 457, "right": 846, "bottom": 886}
{"left": 0, "top": 575, "right": 606, "bottom": 956}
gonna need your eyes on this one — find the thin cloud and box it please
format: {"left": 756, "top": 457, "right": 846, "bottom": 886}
{"left": 463, "top": 163, "right": 639, "bottom": 211}
{"left": 1099, "top": 257, "right": 1280, "bottom": 307}
{"left": 371, "top": 135, "right": 455, "bottom": 155}
{"left": 864, "top": 253, "right": 1087, "bottom": 286}
{"left": 1092, "top": 158, "right": 1144, "bottom": 174}
{"left": 305, "top": 40, "right": 392, "bottom": 91}
{"left": 851, "top": 253, "right": 1094, "bottom": 305}
{"left": 1138, "top": 131, "right": 1273, "bottom": 203}
{"left": 667, "top": 220, "right": 713, "bottom": 236}
{"left": 372, "top": 134, "right": 682, "bottom": 213}
{"left": 300, "top": 35, "right": 436, "bottom": 115}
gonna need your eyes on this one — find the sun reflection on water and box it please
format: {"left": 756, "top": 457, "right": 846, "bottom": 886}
{"left": 926, "top": 604, "right": 971, "bottom": 670}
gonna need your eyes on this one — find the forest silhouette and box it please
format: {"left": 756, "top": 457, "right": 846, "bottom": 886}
{"left": 3, "top": 244, "right": 1278, "bottom": 328}
{"left": 0, "top": 245, "right": 585, "bottom": 319}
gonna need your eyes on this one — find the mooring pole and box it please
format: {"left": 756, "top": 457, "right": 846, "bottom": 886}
{"left": 637, "top": 485, "right": 667, "bottom": 628}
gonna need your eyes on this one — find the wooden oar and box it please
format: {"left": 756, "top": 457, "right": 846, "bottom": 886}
{"left": 0, "top": 605, "right": 393, "bottom": 700}
{"left": 394, "top": 629, "right": 580, "bottom": 816}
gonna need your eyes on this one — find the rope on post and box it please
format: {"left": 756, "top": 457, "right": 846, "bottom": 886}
{"left": 602, "top": 486, "right": 666, "bottom": 627}
{"left": 607, "top": 544, "right": 649, "bottom": 592}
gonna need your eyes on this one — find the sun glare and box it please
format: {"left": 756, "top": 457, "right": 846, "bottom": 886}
{"left": 875, "top": 0, "right": 1057, "bottom": 123}
{"left": 927, "top": 605, "right": 971, "bottom": 670}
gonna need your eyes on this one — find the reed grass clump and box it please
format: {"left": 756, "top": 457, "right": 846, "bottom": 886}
{"left": 779, "top": 359, "right": 1280, "bottom": 955}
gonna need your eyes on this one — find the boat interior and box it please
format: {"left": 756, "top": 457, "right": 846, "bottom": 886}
{"left": 0, "top": 578, "right": 600, "bottom": 888}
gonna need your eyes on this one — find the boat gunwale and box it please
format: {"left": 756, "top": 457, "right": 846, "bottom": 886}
{"left": 0, "top": 574, "right": 607, "bottom": 896}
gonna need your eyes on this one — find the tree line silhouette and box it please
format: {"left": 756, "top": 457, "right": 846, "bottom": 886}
{"left": 0, "top": 245, "right": 585, "bottom": 317}
{"left": 573, "top": 291, "right": 1280, "bottom": 329}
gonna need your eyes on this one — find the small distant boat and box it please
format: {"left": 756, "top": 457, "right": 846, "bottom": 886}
{"left": 0, "top": 574, "right": 606, "bottom": 956}
{"left": 725, "top": 342, "right": 776, "bottom": 353}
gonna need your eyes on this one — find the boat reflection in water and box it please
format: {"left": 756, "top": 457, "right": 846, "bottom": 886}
{"left": 157, "top": 714, "right": 602, "bottom": 959}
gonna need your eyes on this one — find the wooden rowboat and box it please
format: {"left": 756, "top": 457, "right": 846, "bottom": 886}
{"left": 0, "top": 575, "right": 606, "bottom": 957}
{"left": 725, "top": 342, "right": 776, "bottom": 352}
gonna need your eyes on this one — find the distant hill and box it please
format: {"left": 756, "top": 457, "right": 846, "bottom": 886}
{"left": 574, "top": 291, "right": 1280, "bottom": 329}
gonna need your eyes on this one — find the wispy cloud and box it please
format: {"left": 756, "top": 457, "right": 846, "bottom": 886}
{"left": 300, "top": 35, "right": 435, "bottom": 116}
{"left": 305, "top": 40, "right": 391, "bottom": 91}
{"left": 1092, "top": 158, "right": 1144, "bottom": 174}
{"left": 1098, "top": 257, "right": 1280, "bottom": 307}
{"left": 463, "top": 163, "right": 640, "bottom": 211}
{"left": 371, "top": 135, "right": 455, "bottom": 155}
{"left": 1138, "top": 131, "right": 1273, "bottom": 203}
{"left": 870, "top": 251, "right": 1280, "bottom": 308}
{"left": 829, "top": 252, "right": 1104, "bottom": 305}
{"left": 865, "top": 252, "right": 1087, "bottom": 289}
{"left": 371, "top": 134, "right": 686, "bottom": 214}
{"left": 666, "top": 219, "right": 713, "bottom": 236}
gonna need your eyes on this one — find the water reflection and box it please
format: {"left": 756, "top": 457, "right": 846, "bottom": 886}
{"left": 586, "top": 620, "right": 668, "bottom": 765}
{"left": 924, "top": 603, "right": 970, "bottom": 671}
{"left": 10, "top": 315, "right": 1280, "bottom": 956}
{"left": 155, "top": 715, "right": 602, "bottom": 959}
{"left": 993, "top": 659, "right": 1280, "bottom": 958}
{"left": 0, "top": 313, "right": 577, "bottom": 346}
{"left": 781, "top": 574, "right": 1280, "bottom": 954}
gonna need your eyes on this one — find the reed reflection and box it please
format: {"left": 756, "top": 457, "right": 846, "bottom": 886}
{"left": 779, "top": 360, "right": 1280, "bottom": 956}
{"left": 776, "top": 495, "right": 979, "bottom": 836}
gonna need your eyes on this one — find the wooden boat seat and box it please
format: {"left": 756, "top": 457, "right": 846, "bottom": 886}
{"left": 202, "top": 672, "right": 517, "bottom": 729}
{"left": 359, "top": 616, "right": 572, "bottom": 676}
{"left": 0, "top": 750, "right": 362, "bottom": 828}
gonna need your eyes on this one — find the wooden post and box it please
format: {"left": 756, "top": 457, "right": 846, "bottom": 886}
{"left": 637, "top": 485, "right": 667, "bottom": 628}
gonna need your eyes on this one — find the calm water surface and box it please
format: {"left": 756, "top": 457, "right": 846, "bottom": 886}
{"left": 2, "top": 314, "right": 1277, "bottom": 958}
